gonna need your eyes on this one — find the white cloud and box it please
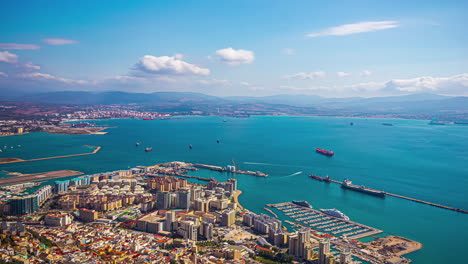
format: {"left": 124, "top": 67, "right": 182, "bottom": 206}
{"left": 23, "top": 62, "right": 41, "bottom": 71}
{"left": 240, "top": 82, "right": 251, "bottom": 86}
{"left": 383, "top": 74, "right": 468, "bottom": 94}
{"left": 16, "top": 72, "right": 87, "bottom": 84}
{"left": 0, "top": 72, "right": 7, "bottom": 77}
{"left": 135, "top": 55, "right": 210, "bottom": 76}
{"left": 283, "top": 48, "right": 295, "bottom": 55}
{"left": 285, "top": 71, "right": 326, "bottom": 80}
{"left": 174, "top": 53, "right": 184, "bottom": 60}
{"left": 0, "top": 43, "right": 41, "bottom": 50}
{"left": 361, "top": 70, "right": 372, "bottom": 77}
{"left": 306, "top": 21, "right": 400, "bottom": 38}
{"left": 0, "top": 51, "right": 18, "bottom": 64}
{"left": 215, "top": 48, "right": 255, "bottom": 66}
{"left": 337, "top": 72, "right": 351, "bottom": 77}
{"left": 198, "top": 79, "right": 229, "bottom": 85}
{"left": 41, "top": 38, "right": 78, "bottom": 45}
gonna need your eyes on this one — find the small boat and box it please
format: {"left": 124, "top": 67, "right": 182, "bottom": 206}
{"left": 216, "top": 139, "right": 220, "bottom": 144}
{"left": 382, "top": 123, "right": 393, "bottom": 126}
{"left": 189, "top": 144, "right": 193, "bottom": 149}
{"left": 350, "top": 122, "right": 354, "bottom": 126}
{"left": 135, "top": 142, "right": 141, "bottom": 146}
{"left": 145, "top": 147, "right": 153, "bottom": 152}
{"left": 223, "top": 119, "right": 227, "bottom": 122}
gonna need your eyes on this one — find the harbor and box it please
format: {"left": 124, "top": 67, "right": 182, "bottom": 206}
{"left": 310, "top": 175, "right": 468, "bottom": 214}
{"left": 269, "top": 202, "right": 383, "bottom": 240}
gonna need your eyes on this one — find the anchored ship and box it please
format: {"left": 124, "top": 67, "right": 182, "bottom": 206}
{"left": 145, "top": 147, "right": 153, "bottom": 152}
{"left": 309, "top": 175, "right": 331, "bottom": 182}
{"left": 320, "top": 208, "right": 350, "bottom": 220}
{"left": 135, "top": 142, "right": 141, "bottom": 146}
{"left": 341, "top": 179, "right": 385, "bottom": 197}
{"left": 316, "top": 148, "right": 334, "bottom": 156}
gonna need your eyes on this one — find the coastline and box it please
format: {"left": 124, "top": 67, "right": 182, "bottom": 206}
{"left": 233, "top": 190, "right": 244, "bottom": 210}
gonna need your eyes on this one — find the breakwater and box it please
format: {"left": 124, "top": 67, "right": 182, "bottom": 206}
{"left": 0, "top": 145, "right": 101, "bottom": 164}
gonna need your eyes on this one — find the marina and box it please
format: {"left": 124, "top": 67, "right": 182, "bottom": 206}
{"left": 269, "top": 202, "right": 383, "bottom": 240}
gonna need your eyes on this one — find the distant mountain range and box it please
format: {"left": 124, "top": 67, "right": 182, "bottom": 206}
{"left": 2, "top": 90, "right": 467, "bottom": 117}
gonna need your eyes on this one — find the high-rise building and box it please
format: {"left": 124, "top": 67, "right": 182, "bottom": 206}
{"left": 288, "top": 228, "right": 314, "bottom": 261}
{"left": 200, "top": 221, "right": 213, "bottom": 240}
{"left": 79, "top": 208, "right": 98, "bottom": 222}
{"left": 340, "top": 248, "right": 351, "bottom": 264}
{"left": 319, "top": 237, "right": 331, "bottom": 264}
{"left": 9, "top": 195, "right": 38, "bottom": 215}
{"left": 222, "top": 210, "right": 236, "bottom": 227}
{"left": 165, "top": 211, "right": 176, "bottom": 232}
{"left": 177, "top": 189, "right": 191, "bottom": 210}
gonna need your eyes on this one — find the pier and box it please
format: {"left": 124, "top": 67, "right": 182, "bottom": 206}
{"left": 192, "top": 163, "right": 268, "bottom": 177}
{"left": 0, "top": 170, "right": 84, "bottom": 186}
{"left": 270, "top": 202, "right": 383, "bottom": 240}
{"left": 0, "top": 145, "right": 102, "bottom": 164}
{"left": 315, "top": 178, "right": 468, "bottom": 214}
{"left": 263, "top": 208, "right": 279, "bottom": 218}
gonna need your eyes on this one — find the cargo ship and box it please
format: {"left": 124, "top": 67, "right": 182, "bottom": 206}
{"left": 320, "top": 208, "right": 350, "bottom": 220}
{"left": 142, "top": 118, "right": 154, "bottom": 120}
{"left": 316, "top": 148, "right": 334, "bottom": 156}
{"left": 145, "top": 147, "right": 153, "bottom": 152}
{"left": 135, "top": 142, "right": 141, "bottom": 146}
{"left": 292, "top": 200, "right": 313, "bottom": 208}
{"left": 341, "top": 179, "right": 385, "bottom": 197}
{"left": 309, "top": 175, "right": 330, "bottom": 182}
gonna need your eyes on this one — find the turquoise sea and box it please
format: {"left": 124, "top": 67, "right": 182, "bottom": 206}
{"left": 1, "top": 116, "right": 467, "bottom": 263}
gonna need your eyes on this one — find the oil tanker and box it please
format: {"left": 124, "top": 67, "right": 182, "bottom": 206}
{"left": 309, "top": 175, "right": 331, "bottom": 182}
{"left": 341, "top": 179, "right": 385, "bottom": 197}
{"left": 316, "top": 148, "right": 334, "bottom": 156}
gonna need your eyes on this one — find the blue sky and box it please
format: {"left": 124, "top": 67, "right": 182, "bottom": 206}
{"left": 0, "top": 0, "right": 467, "bottom": 97}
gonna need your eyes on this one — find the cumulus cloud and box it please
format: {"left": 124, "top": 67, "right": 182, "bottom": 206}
{"left": 41, "top": 38, "right": 78, "bottom": 45}
{"left": 383, "top": 74, "right": 468, "bottom": 94}
{"left": 215, "top": 48, "right": 255, "bottom": 66}
{"left": 361, "top": 70, "right": 372, "bottom": 77}
{"left": 285, "top": 71, "right": 326, "bottom": 80}
{"left": 174, "top": 53, "right": 184, "bottom": 60}
{"left": 22, "top": 62, "right": 41, "bottom": 71}
{"left": 0, "top": 51, "right": 18, "bottom": 64}
{"left": 337, "top": 72, "right": 351, "bottom": 77}
{"left": 0, "top": 43, "right": 41, "bottom": 50}
{"left": 16, "top": 72, "right": 87, "bottom": 84}
{"left": 307, "top": 21, "right": 400, "bottom": 38}
{"left": 283, "top": 48, "right": 295, "bottom": 55}
{"left": 135, "top": 55, "right": 210, "bottom": 76}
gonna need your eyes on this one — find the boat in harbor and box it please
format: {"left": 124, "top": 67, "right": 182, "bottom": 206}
{"left": 341, "top": 179, "right": 385, "bottom": 197}
{"left": 320, "top": 208, "right": 350, "bottom": 220}
{"left": 309, "top": 174, "right": 331, "bottom": 182}
{"left": 145, "top": 147, "right": 153, "bottom": 152}
{"left": 316, "top": 148, "right": 334, "bottom": 157}
{"left": 292, "top": 200, "right": 313, "bottom": 208}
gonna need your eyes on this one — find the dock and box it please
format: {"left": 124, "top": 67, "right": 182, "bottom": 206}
{"left": 314, "top": 177, "right": 468, "bottom": 214}
{"left": 0, "top": 145, "right": 102, "bottom": 164}
{"left": 270, "top": 202, "right": 383, "bottom": 240}
{"left": 263, "top": 207, "right": 279, "bottom": 218}
{"left": 0, "top": 170, "right": 84, "bottom": 186}
{"left": 192, "top": 163, "right": 268, "bottom": 177}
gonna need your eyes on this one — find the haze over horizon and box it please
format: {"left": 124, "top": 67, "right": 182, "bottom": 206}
{"left": 1, "top": 0, "right": 467, "bottom": 98}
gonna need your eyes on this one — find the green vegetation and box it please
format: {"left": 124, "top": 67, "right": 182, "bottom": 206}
{"left": 254, "top": 251, "right": 294, "bottom": 264}
{"left": 196, "top": 241, "right": 218, "bottom": 247}
{"left": 27, "top": 228, "right": 56, "bottom": 247}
